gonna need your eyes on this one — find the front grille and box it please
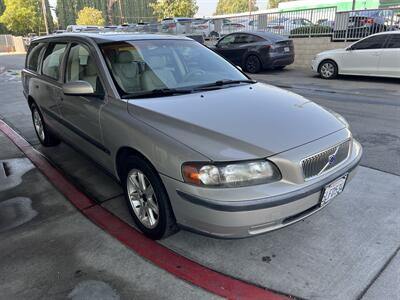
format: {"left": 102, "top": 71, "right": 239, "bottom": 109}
{"left": 301, "top": 139, "right": 351, "bottom": 179}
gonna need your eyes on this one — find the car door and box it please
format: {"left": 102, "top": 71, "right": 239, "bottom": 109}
{"left": 214, "top": 34, "right": 237, "bottom": 63}
{"left": 340, "top": 34, "right": 388, "bottom": 75}
{"left": 36, "top": 42, "right": 68, "bottom": 133}
{"left": 378, "top": 34, "right": 400, "bottom": 77}
{"left": 59, "top": 42, "right": 110, "bottom": 160}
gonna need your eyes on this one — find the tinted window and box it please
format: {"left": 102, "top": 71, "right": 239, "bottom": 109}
{"left": 26, "top": 43, "right": 45, "bottom": 72}
{"left": 42, "top": 43, "right": 67, "bottom": 80}
{"left": 66, "top": 44, "right": 102, "bottom": 93}
{"left": 386, "top": 35, "right": 400, "bottom": 48}
{"left": 351, "top": 35, "right": 387, "bottom": 50}
{"left": 234, "top": 34, "right": 262, "bottom": 44}
{"left": 218, "top": 34, "right": 235, "bottom": 46}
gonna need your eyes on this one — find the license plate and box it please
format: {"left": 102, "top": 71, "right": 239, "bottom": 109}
{"left": 284, "top": 47, "right": 290, "bottom": 52}
{"left": 320, "top": 174, "right": 348, "bottom": 207}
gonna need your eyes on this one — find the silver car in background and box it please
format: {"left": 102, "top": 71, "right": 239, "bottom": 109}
{"left": 22, "top": 33, "right": 362, "bottom": 239}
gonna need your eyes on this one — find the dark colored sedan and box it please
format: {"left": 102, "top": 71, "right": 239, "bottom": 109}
{"left": 212, "top": 31, "right": 295, "bottom": 73}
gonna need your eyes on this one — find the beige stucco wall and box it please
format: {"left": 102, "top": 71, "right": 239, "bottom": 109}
{"left": 13, "top": 36, "right": 27, "bottom": 53}
{"left": 291, "top": 37, "right": 351, "bottom": 68}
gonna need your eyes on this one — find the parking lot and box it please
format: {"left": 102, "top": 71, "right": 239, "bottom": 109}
{"left": 0, "top": 53, "right": 399, "bottom": 300}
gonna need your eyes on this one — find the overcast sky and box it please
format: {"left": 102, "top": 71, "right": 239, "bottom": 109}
{"left": 48, "top": 0, "right": 270, "bottom": 18}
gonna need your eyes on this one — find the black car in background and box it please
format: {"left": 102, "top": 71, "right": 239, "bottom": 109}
{"left": 212, "top": 31, "right": 294, "bottom": 73}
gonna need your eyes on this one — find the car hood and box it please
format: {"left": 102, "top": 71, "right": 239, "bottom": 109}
{"left": 127, "top": 83, "right": 345, "bottom": 161}
{"left": 318, "top": 48, "right": 346, "bottom": 56}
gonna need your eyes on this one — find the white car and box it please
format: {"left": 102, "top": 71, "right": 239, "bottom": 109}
{"left": 191, "top": 18, "right": 220, "bottom": 38}
{"left": 161, "top": 17, "right": 193, "bottom": 34}
{"left": 312, "top": 31, "right": 400, "bottom": 79}
{"left": 266, "top": 17, "right": 313, "bottom": 36}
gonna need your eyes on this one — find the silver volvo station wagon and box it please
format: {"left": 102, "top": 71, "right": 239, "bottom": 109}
{"left": 22, "top": 33, "right": 362, "bottom": 239}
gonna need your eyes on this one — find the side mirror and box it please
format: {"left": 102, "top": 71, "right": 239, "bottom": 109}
{"left": 346, "top": 46, "right": 353, "bottom": 51}
{"left": 63, "top": 81, "right": 94, "bottom": 96}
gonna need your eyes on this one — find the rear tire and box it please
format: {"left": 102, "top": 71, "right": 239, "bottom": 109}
{"left": 318, "top": 60, "right": 338, "bottom": 79}
{"left": 122, "top": 155, "right": 178, "bottom": 240}
{"left": 244, "top": 55, "right": 262, "bottom": 73}
{"left": 30, "top": 102, "right": 60, "bottom": 147}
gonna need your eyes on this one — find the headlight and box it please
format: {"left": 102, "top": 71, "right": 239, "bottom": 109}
{"left": 182, "top": 160, "right": 281, "bottom": 187}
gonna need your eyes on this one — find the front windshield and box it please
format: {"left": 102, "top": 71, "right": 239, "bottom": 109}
{"left": 101, "top": 39, "right": 247, "bottom": 95}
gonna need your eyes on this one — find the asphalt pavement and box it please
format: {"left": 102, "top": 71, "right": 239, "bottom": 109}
{"left": 251, "top": 67, "right": 400, "bottom": 176}
{"left": 0, "top": 54, "right": 399, "bottom": 300}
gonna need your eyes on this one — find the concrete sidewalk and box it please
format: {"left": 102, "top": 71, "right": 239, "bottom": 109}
{"left": 0, "top": 131, "right": 219, "bottom": 300}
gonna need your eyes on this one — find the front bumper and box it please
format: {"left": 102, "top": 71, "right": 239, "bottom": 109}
{"left": 311, "top": 58, "right": 319, "bottom": 72}
{"left": 162, "top": 135, "right": 362, "bottom": 238}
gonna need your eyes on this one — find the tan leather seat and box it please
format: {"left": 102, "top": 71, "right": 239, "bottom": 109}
{"left": 112, "top": 51, "right": 141, "bottom": 93}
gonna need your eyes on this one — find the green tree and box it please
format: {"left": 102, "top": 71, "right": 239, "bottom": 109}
{"left": 44, "top": 0, "right": 54, "bottom": 33}
{"left": 0, "top": 0, "right": 41, "bottom": 35}
{"left": 150, "top": 0, "right": 198, "bottom": 20}
{"left": 0, "top": 0, "right": 7, "bottom": 33}
{"left": 215, "top": 0, "right": 258, "bottom": 15}
{"left": 76, "top": 6, "right": 106, "bottom": 26}
{"left": 269, "top": 0, "right": 292, "bottom": 9}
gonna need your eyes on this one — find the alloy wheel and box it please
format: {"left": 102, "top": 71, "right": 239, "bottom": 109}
{"left": 33, "top": 108, "right": 45, "bottom": 141}
{"left": 246, "top": 56, "right": 260, "bottom": 73}
{"left": 126, "top": 169, "right": 159, "bottom": 229}
{"left": 320, "top": 62, "right": 335, "bottom": 78}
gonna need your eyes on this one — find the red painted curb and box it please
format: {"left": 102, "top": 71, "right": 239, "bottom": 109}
{"left": 0, "top": 120, "right": 95, "bottom": 210}
{"left": 0, "top": 119, "right": 290, "bottom": 300}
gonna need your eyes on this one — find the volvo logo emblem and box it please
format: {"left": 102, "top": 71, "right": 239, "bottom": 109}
{"left": 328, "top": 153, "right": 337, "bottom": 165}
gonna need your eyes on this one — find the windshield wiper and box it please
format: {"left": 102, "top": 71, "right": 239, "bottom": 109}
{"left": 193, "top": 79, "right": 257, "bottom": 91}
{"left": 121, "top": 88, "right": 193, "bottom": 99}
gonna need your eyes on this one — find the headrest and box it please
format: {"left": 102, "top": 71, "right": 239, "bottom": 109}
{"left": 116, "top": 51, "right": 133, "bottom": 63}
{"left": 84, "top": 56, "right": 97, "bottom": 76}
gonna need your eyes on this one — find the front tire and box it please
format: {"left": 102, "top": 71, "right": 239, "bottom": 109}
{"left": 122, "top": 156, "right": 178, "bottom": 240}
{"left": 31, "top": 102, "right": 60, "bottom": 147}
{"left": 319, "top": 60, "right": 338, "bottom": 79}
{"left": 244, "top": 55, "right": 262, "bottom": 73}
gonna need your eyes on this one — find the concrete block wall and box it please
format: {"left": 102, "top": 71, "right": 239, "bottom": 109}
{"left": 291, "top": 37, "right": 351, "bottom": 69}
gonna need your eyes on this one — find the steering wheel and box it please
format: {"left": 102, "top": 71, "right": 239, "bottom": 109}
{"left": 183, "top": 70, "right": 206, "bottom": 82}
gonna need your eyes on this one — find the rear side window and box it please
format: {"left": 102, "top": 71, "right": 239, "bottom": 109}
{"left": 386, "top": 35, "right": 400, "bottom": 49}
{"left": 351, "top": 35, "right": 387, "bottom": 50}
{"left": 26, "top": 43, "right": 45, "bottom": 72}
{"left": 42, "top": 43, "right": 67, "bottom": 80}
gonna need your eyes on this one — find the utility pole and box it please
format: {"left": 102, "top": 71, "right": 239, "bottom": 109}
{"left": 41, "top": 0, "right": 49, "bottom": 35}
{"left": 352, "top": 0, "right": 356, "bottom": 10}
{"left": 248, "top": 0, "right": 252, "bottom": 17}
{"left": 118, "top": 0, "right": 124, "bottom": 24}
